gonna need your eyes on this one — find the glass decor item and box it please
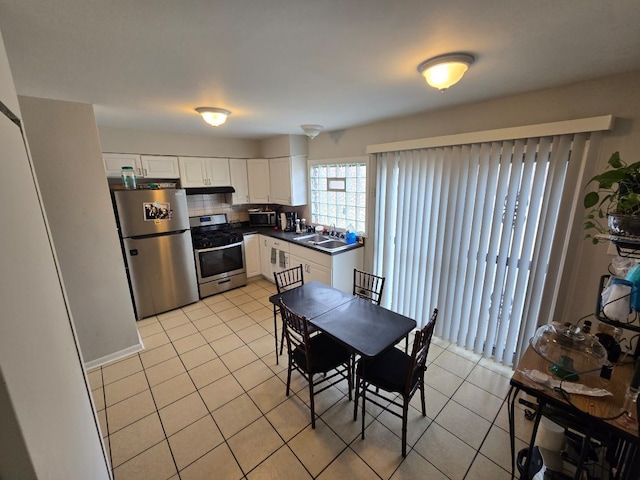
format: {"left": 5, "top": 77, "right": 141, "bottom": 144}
{"left": 121, "top": 166, "right": 137, "bottom": 190}
{"left": 530, "top": 323, "right": 607, "bottom": 381}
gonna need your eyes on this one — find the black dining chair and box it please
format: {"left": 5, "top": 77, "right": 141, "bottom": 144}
{"left": 353, "top": 268, "right": 385, "bottom": 305}
{"left": 273, "top": 265, "right": 305, "bottom": 364}
{"left": 279, "top": 299, "right": 352, "bottom": 428}
{"left": 353, "top": 268, "right": 410, "bottom": 354}
{"left": 353, "top": 308, "right": 438, "bottom": 457}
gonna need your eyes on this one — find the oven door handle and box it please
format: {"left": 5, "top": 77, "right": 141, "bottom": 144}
{"left": 194, "top": 241, "right": 244, "bottom": 254}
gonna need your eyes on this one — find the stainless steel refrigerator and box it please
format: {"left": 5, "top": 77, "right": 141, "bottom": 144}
{"left": 114, "top": 189, "right": 198, "bottom": 319}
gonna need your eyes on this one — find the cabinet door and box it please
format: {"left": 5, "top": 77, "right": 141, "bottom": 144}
{"left": 103, "top": 153, "right": 142, "bottom": 177}
{"left": 178, "top": 157, "right": 207, "bottom": 187}
{"left": 244, "top": 234, "right": 261, "bottom": 278}
{"left": 269, "top": 157, "right": 292, "bottom": 205}
{"left": 140, "top": 155, "right": 180, "bottom": 179}
{"left": 229, "top": 159, "right": 249, "bottom": 204}
{"left": 290, "top": 254, "right": 331, "bottom": 286}
{"left": 206, "top": 158, "right": 231, "bottom": 186}
{"left": 248, "top": 158, "right": 271, "bottom": 203}
{"left": 259, "top": 235, "right": 274, "bottom": 281}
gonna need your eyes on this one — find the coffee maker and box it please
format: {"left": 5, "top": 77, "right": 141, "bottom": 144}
{"left": 280, "top": 211, "right": 298, "bottom": 231}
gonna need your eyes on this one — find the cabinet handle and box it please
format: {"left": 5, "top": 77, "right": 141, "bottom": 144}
{"left": 143, "top": 168, "right": 148, "bottom": 177}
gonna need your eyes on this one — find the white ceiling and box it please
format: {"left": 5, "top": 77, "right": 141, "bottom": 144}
{"left": 2, "top": 1, "right": 640, "bottom": 139}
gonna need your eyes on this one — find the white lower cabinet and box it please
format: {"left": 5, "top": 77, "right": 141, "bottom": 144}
{"left": 288, "top": 243, "right": 363, "bottom": 293}
{"left": 244, "top": 234, "right": 260, "bottom": 278}
{"left": 289, "top": 254, "right": 331, "bottom": 285}
{"left": 259, "top": 235, "right": 290, "bottom": 282}
{"left": 258, "top": 236, "right": 363, "bottom": 291}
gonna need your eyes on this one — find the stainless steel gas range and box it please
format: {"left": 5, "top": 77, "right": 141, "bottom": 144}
{"left": 190, "top": 214, "right": 247, "bottom": 298}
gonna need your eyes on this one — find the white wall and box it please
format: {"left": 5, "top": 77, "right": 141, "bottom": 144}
{"left": 260, "top": 134, "right": 308, "bottom": 157}
{"left": 99, "top": 125, "right": 260, "bottom": 158}
{"left": 19, "top": 96, "right": 142, "bottom": 367}
{"left": 0, "top": 30, "right": 110, "bottom": 480}
{"left": 307, "top": 70, "right": 640, "bottom": 329}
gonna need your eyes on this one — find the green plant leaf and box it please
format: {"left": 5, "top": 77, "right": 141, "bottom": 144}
{"left": 584, "top": 191, "right": 599, "bottom": 208}
{"left": 608, "top": 151, "right": 622, "bottom": 168}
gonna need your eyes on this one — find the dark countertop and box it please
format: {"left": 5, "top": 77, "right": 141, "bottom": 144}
{"left": 231, "top": 223, "right": 363, "bottom": 256}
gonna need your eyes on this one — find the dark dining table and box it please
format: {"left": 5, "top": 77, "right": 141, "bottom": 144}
{"left": 269, "top": 281, "right": 417, "bottom": 359}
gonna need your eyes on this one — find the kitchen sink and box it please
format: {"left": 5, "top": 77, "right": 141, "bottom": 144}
{"left": 316, "top": 240, "right": 347, "bottom": 249}
{"left": 293, "top": 233, "right": 333, "bottom": 244}
{"left": 293, "top": 233, "right": 352, "bottom": 252}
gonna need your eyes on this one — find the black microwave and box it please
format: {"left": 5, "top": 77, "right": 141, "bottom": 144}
{"left": 249, "top": 211, "right": 276, "bottom": 227}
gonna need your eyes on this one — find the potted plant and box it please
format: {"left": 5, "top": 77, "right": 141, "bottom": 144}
{"left": 584, "top": 151, "right": 640, "bottom": 243}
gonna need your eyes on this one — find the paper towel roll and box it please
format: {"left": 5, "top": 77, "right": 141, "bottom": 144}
{"left": 534, "top": 417, "right": 564, "bottom": 452}
{"left": 603, "top": 284, "right": 631, "bottom": 321}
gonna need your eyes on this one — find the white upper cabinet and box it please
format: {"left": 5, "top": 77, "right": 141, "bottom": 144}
{"left": 104, "top": 153, "right": 179, "bottom": 179}
{"left": 178, "top": 157, "right": 208, "bottom": 187}
{"left": 229, "top": 158, "right": 250, "bottom": 204}
{"left": 207, "top": 158, "right": 231, "bottom": 186}
{"left": 103, "top": 153, "right": 142, "bottom": 177}
{"left": 247, "top": 158, "right": 271, "bottom": 203}
{"left": 178, "top": 157, "right": 231, "bottom": 187}
{"left": 140, "top": 155, "right": 180, "bottom": 179}
{"left": 269, "top": 156, "right": 307, "bottom": 206}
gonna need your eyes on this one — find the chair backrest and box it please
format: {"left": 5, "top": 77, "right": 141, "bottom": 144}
{"left": 353, "top": 268, "right": 385, "bottom": 305}
{"left": 279, "top": 299, "right": 312, "bottom": 364}
{"left": 274, "top": 264, "right": 304, "bottom": 294}
{"left": 404, "top": 308, "right": 438, "bottom": 394}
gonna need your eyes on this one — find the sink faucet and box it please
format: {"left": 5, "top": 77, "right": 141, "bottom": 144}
{"left": 330, "top": 223, "right": 336, "bottom": 236}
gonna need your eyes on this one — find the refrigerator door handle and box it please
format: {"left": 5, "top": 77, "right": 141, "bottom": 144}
{"left": 128, "top": 229, "right": 190, "bottom": 240}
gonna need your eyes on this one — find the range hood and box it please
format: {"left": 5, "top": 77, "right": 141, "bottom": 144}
{"left": 185, "top": 186, "right": 235, "bottom": 195}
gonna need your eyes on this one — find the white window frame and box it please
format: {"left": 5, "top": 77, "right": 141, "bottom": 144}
{"left": 308, "top": 156, "right": 370, "bottom": 236}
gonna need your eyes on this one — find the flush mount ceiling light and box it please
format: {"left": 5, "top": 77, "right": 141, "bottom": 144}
{"left": 300, "top": 124, "right": 323, "bottom": 139}
{"left": 195, "top": 107, "right": 231, "bottom": 127}
{"left": 417, "top": 53, "right": 475, "bottom": 92}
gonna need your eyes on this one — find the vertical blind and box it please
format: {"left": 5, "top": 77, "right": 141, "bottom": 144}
{"left": 374, "top": 133, "right": 597, "bottom": 367}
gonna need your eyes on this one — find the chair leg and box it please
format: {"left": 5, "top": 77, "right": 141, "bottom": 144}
{"left": 347, "top": 356, "right": 353, "bottom": 401}
{"left": 309, "top": 375, "right": 316, "bottom": 429}
{"left": 353, "top": 375, "right": 360, "bottom": 421}
{"left": 402, "top": 396, "right": 409, "bottom": 457}
{"left": 361, "top": 380, "right": 366, "bottom": 440}
{"left": 273, "top": 305, "right": 279, "bottom": 365}
{"left": 285, "top": 362, "right": 292, "bottom": 396}
{"left": 404, "top": 334, "right": 409, "bottom": 354}
{"left": 279, "top": 326, "right": 286, "bottom": 356}
{"left": 420, "top": 381, "right": 426, "bottom": 416}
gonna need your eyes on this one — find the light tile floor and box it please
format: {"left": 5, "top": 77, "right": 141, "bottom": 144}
{"left": 88, "top": 278, "right": 535, "bottom": 480}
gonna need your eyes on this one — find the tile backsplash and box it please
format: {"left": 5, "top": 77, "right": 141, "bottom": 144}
{"left": 187, "top": 194, "right": 307, "bottom": 225}
{"left": 187, "top": 194, "right": 249, "bottom": 223}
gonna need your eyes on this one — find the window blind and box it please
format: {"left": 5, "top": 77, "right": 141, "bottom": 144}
{"left": 374, "top": 132, "right": 599, "bottom": 367}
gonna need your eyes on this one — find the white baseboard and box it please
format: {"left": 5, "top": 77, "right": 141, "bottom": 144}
{"left": 84, "top": 331, "right": 145, "bottom": 370}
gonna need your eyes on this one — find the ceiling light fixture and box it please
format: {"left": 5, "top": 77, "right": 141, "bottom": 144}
{"left": 195, "top": 107, "right": 231, "bottom": 127}
{"left": 300, "top": 124, "right": 323, "bottom": 139}
{"left": 417, "top": 53, "right": 475, "bottom": 92}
